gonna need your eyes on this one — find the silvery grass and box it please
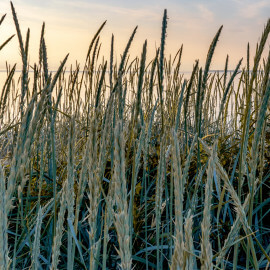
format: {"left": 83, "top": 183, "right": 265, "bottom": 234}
{"left": 0, "top": 3, "right": 270, "bottom": 270}
{"left": 0, "top": 163, "right": 9, "bottom": 269}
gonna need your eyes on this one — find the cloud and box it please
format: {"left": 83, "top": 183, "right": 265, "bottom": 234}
{"left": 237, "top": 0, "right": 270, "bottom": 19}
{"left": 196, "top": 4, "right": 214, "bottom": 22}
{"left": 56, "top": 0, "right": 162, "bottom": 23}
{"left": 243, "top": 1, "right": 269, "bottom": 18}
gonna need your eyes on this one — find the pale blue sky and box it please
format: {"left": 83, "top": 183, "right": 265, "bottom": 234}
{"left": 0, "top": 0, "right": 269, "bottom": 70}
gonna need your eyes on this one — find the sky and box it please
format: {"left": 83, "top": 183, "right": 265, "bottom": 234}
{"left": 0, "top": 0, "right": 269, "bottom": 71}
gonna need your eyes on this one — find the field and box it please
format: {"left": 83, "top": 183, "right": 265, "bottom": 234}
{"left": 0, "top": 3, "right": 270, "bottom": 270}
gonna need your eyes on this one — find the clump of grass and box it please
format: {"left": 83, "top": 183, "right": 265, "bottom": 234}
{"left": 200, "top": 142, "right": 216, "bottom": 270}
{"left": 113, "top": 120, "right": 132, "bottom": 269}
{"left": 0, "top": 163, "right": 9, "bottom": 269}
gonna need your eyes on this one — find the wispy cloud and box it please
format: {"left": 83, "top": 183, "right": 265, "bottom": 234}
{"left": 57, "top": 0, "right": 162, "bottom": 23}
{"left": 196, "top": 4, "right": 214, "bottom": 22}
{"left": 240, "top": 0, "right": 269, "bottom": 18}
